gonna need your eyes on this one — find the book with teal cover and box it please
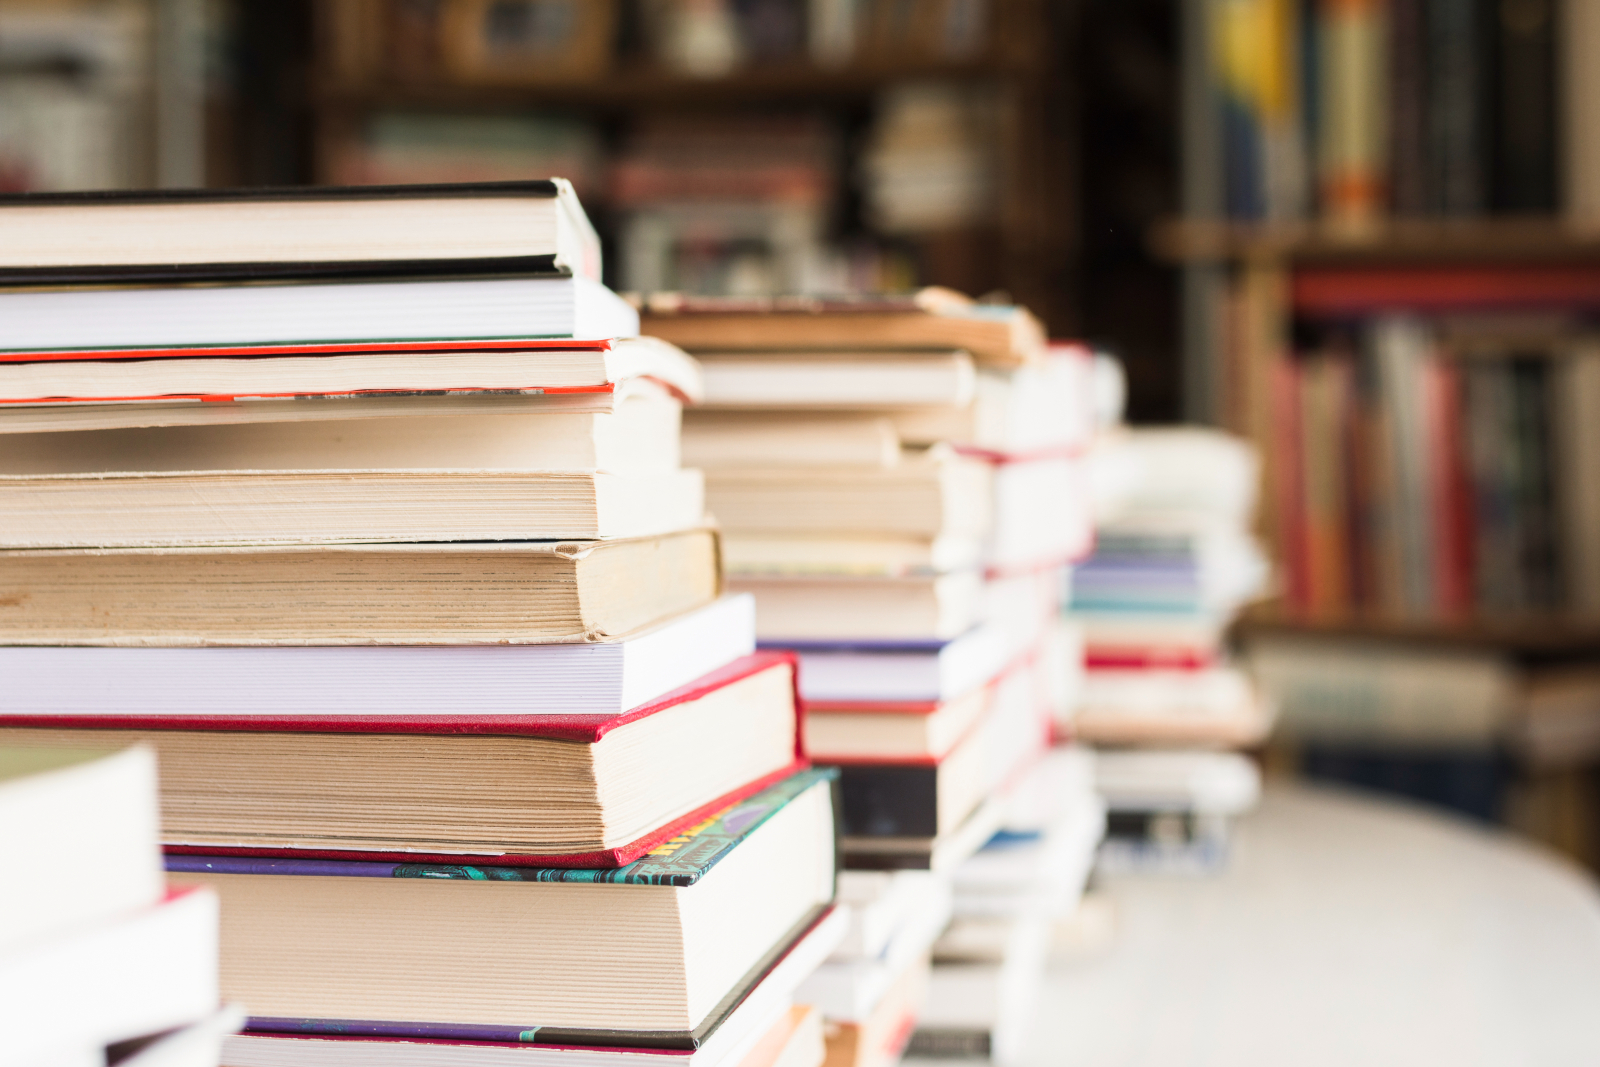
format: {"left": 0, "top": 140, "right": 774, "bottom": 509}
{"left": 166, "top": 767, "right": 837, "bottom": 887}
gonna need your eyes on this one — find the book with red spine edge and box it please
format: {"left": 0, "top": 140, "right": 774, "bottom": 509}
{"left": 1083, "top": 648, "right": 1217, "bottom": 670}
{"left": 1293, "top": 265, "right": 1600, "bottom": 315}
{"left": 0, "top": 336, "right": 612, "bottom": 364}
{"left": 0, "top": 650, "right": 805, "bottom": 870}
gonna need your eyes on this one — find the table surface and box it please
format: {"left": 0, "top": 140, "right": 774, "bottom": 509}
{"left": 1026, "top": 782, "right": 1600, "bottom": 1067}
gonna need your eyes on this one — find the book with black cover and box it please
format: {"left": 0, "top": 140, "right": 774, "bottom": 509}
{"left": 0, "top": 180, "right": 601, "bottom": 284}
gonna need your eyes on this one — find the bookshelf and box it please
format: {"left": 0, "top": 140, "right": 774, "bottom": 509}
{"left": 1166, "top": 0, "right": 1600, "bottom": 653}
{"left": 300, "top": 0, "right": 1081, "bottom": 337}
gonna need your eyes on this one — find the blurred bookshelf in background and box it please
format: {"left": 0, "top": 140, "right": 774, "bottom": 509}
{"left": 1162, "top": 0, "right": 1600, "bottom": 862}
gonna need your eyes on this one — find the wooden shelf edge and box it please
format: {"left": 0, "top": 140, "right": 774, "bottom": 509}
{"left": 1233, "top": 605, "right": 1600, "bottom": 653}
{"left": 1150, "top": 217, "right": 1600, "bottom": 265}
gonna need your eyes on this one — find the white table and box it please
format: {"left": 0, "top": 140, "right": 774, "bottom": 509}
{"left": 1027, "top": 783, "right": 1600, "bottom": 1066}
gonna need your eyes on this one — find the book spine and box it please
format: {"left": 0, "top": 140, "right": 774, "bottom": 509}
{"left": 1273, "top": 353, "right": 1310, "bottom": 612}
{"left": 1564, "top": 0, "right": 1600, "bottom": 221}
{"left": 834, "top": 763, "right": 939, "bottom": 838}
{"left": 1491, "top": 0, "right": 1557, "bottom": 211}
{"left": 1513, "top": 357, "right": 1561, "bottom": 609}
{"left": 1387, "top": 0, "right": 1429, "bottom": 214}
{"left": 1425, "top": 0, "right": 1490, "bottom": 215}
{"left": 1318, "top": 0, "right": 1389, "bottom": 225}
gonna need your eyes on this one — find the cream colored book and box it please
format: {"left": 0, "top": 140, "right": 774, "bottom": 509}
{"left": 0, "top": 532, "right": 720, "bottom": 645}
{"left": 163, "top": 772, "right": 836, "bottom": 1036}
{"left": 684, "top": 412, "right": 900, "bottom": 470}
{"left": 0, "top": 467, "right": 705, "bottom": 547}
{"left": 729, "top": 573, "right": 982, "bottom": 641}
{"left": 0, "top": 391, "right": 681, "bottom": 476}
{"left": 706, "top": 453, "right": 991, "bottom": 538}
{"left": 723, "top": 533, "right": 981, "bottom": 578}
{"left": 696, "top": 351, "right": 974, "bottom": 408}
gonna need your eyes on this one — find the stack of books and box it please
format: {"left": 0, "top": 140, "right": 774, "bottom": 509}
{"left": 907, "top": 749, "right": 1103, "bottom": 1065}
{"left": 645, "top": 292, "right": 1104, "bottom": 1066}
{"left": 0, "top": 180, "right": 844, "bottom": 1067}
{"left": 2, "top": 745, "right": 238, "bottom": 1065}
{"left": 1060, "top": 374, "right": 1272, "bottom": 871}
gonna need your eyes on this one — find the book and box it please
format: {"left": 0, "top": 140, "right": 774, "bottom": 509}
{"left": 640, "top": 290, "right": 1046, "bottom": 370}
{"left": 1425, "top": 0, "right": 1489, "bottom": 216}
{"left": 1316, "top": 0, "right": 1387, "bottom": 226}
{"left": 1491, "top": 0, "right": 1557, "bottom": 212}
{"left": 218, "top": 906, "right": 847, "bottom": 1067}
{"left": 773, "top": 623, "right": 1016, "bottom": 705}
{"left": 725, "top": 533, "right": 982, "bottom": 578}
{"left": 0, "top": 532, "right": 721, "bottom": 645}
{"left": 826, "top": 870, "right": 952, "bottom": 963}
{"left": 840, "top": 789, "right": 1008, "bottom": 874}
{"left": 886, "top": 345, "right": 1096, "bottom": 456}
{"left": 1246, "top": 633, "right": 1514, "bottom": 745}
{"left": 1, "top": 651, "right": 801, "bottom": 866}
{"left": 909, "top": 914, "right": 1048, "bottom": 1066}
{"left": 1564, "top": 0, "right": 1600, "bottom": 224}
{"left": 804, "top": 686, "right": 992, "bottom": 763}
{"left": 166, "top": 770, "right": 837, "bottom": 1040}
{"left": 705, "top": 454, "right": 992, "bottom": 539}
{"left": 738, "top": 1005, "right": 825, "bottom": 1067}
{"left": 0, "top": 334, "right": 701, "bottom": 409}
{"left": 684, "top": 414, "right": 902, "bottom": 471}
{"left": 0, "top": 467, "right": 706, "bottom": 548}
{"left": 1072, "top": 665, "right": 1274, "bottom": 748}
{"left": 0, "top": 594, "right": 754, "bottom": 721}
{"left": 0, "top": 376, "right": 669, "bottom": 435}
{"left": 0, "top": 273, "right": 638, "bottom": 353}
{"left": 695, "top": 352, "right": 976, "bottom": 408}
{"left": 3, "top": 887, "right": 220, "bottom": 1066}
{"left": 796, "top": 873, "right": 949, "bottom": 1022}
{"left": 0, "top": 180, "right": 601, "bottom": 284}
{"left": 0, "top": 746, "right": 163, "bottom": 952}
{"left": 817, "top": 956, "right": 927, "bottom": 1067}
{"left": 2, "top": 389, "right": 684, "bottom": 477}
{"left": 730, "top": 572, "right": 983, "bottom": 641}
{"left": 109, "top": 1004, "right": 245, "bottom": 1067}
{"left": 834, "top": 663, "right": 1046, "bottom": 843}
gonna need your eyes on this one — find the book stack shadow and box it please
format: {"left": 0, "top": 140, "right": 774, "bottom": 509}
{"left": 0, "top": 181, "right": 845, "bottom": 1067}
{"left": 1064, "top": 362, "right": 1272, "bottom": 874}
{"left": 645, "top": 296, "right": 1109, "bottom": 1065}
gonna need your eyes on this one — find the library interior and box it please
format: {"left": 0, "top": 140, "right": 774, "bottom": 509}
{"left": 7, "top": 0, "right": 1600, "bottom": 1063}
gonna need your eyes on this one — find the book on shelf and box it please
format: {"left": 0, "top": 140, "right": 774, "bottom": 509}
{"left": 0, "top": 180, "right": 601, "bottom": 284}
{"left": 168, "top": 770, "right": 837, "bottom": 1041}
{"left": 0, "top": 532, "right": 721, "bottom": 645}
{"left": 1, "top": 650, "right": 801, "bottom": 866}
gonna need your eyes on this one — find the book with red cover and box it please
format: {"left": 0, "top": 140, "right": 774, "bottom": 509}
{"left": 0, "top": 651, "right": 806, "bottom": 869}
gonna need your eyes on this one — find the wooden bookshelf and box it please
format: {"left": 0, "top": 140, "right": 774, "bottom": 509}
{"left": 1235, "top": 604, "right": 1600, "bottom": 655}
{"left": 1151, "top": 217, "right": 1600, "bottom": 265}
{"left": 303, "top": 0, "right": 1077, "bottom": 335}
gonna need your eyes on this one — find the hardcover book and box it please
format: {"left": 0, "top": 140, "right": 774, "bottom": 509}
{"left": 166, "top": 770, "right": 840, "bottom": 1043}
{"left": 1, "top": 650, "right": 803, "bottom": 867}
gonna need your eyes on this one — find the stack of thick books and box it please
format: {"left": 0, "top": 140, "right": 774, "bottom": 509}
{"left": 0, "top": 181, "right": 844, "bottom": 1067}
{"left": 2, "top": 745, "right": 238, "bottom": 1065}
{"left": 646, "top": 294, "right": 1103, "bottom": 1067}
{"left": 646, "top": 291, "right": 1094, "bottom": 872}
{"left": 1060, "top": 366, "right": 1271, "bottom": 870}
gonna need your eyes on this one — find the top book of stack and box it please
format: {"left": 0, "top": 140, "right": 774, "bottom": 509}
{"left": 642, "top": 288, "right": 1048, "bottom": 369}
{"left": 0, "top": 180, "right": 600, "bottom": 284}
{"left": 0, "top": 181, "right": 635, "bottom": 351}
